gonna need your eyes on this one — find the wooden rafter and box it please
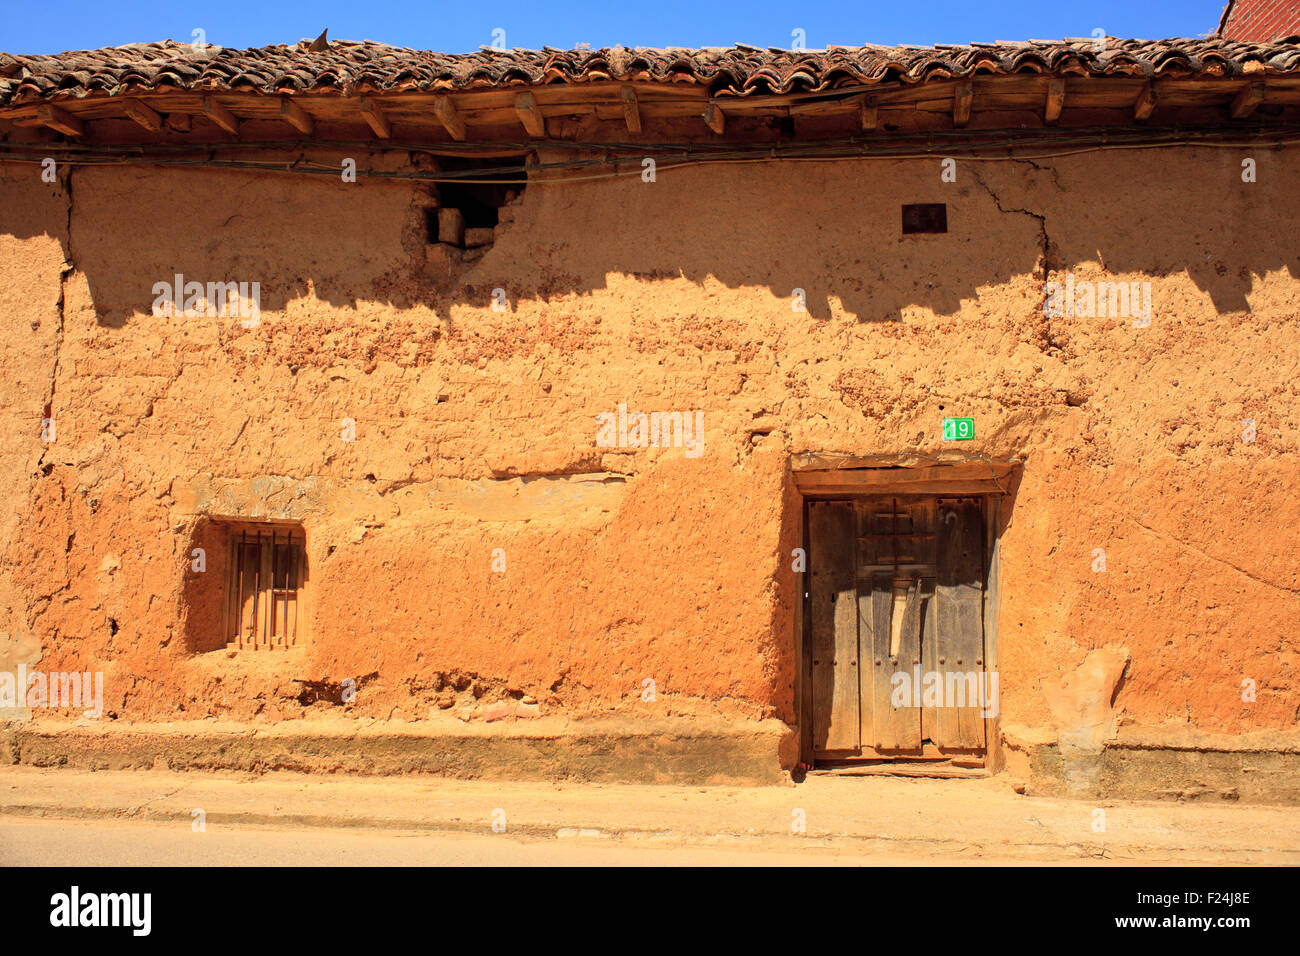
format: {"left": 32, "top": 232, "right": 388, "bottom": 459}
{"left": 953, "top": 79, "right": 973, "bottom": 128}
{"left": 279, "top": 96, "right": 314, "bottom": 134}
{"left": 359, "top": 97, "right": 391, "bottom": 138}
{"left": 432, "top": 96, "right": 466, "bottom": 140}
{"left": 37, "top": 105, "right": 84, "bottom": 137}
{"left": 859, "top": 95, "right": 878, "bottom": 132}
{"left": 1134, "top": 82, "right": 1156, "bottom": 120}
{"left": 1230, "top": 81, "right": 1265, "bottom": 119}
{"left": 123, "top": 99, "right": 163, "bottom": 131}
{"left": 703, "top": 101, "right": 725, "bottom": 134}
{"left": 620, "top": 86, "right": 642, "bottom": 134}
{"left": 1045, "top": 78, "right": 1065, "bottom": 125}
{"left": 514, "top": 92, "right": 545, "bottom": 137}
{"left": 202, "top": 96, "right": 240, "bottom": 134}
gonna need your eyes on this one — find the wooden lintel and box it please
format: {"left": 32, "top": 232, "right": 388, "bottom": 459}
{"left": 279, "top": 96, "right": 314, "bottom": 135}
{"left": 953, "top": 80, "right": 973, "bottom": 128}
{"left": 620, "top": 86, "right": 642, "bottom": 134}
{"left": 202, "top": 96, "right": 240, "bottom": 135}
{"left": 514, "top": 92, "right": 546, "bottom": 137}
{"left": 37, "top": 105, "right": 84, "bottom": 137}
{"left": 1230, "top": 81, "right": 1265, "bottom": 119}
{"left": 359, "top": 97, "right": 391, "bottom": 138}
{"left": 859, "top": 95, "right": 878, "bottom": 132}
{"left": 122, "top": 99, "right": 163, "bottom": 132}
{"left": 1045, "top": 78, "right": 1065, "bottom": 125}
{"left": 804, "top": 479, "right": 1007, "bottom": 496}
{"left": 793, "top": 464, "right": 1017, "bottom": 496}
{"left": 702, "top": 101, "right": 725, "bottom": 134}
{"left": 432, "top": 96, "right": 466, "bottom": 140}
{"left": 1134, "top": 82, "right": 1156, "bottom": 120}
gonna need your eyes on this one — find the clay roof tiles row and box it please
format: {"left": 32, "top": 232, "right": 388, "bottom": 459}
{"left": 3, "top": 36, "right": 1300, "bottom": 107}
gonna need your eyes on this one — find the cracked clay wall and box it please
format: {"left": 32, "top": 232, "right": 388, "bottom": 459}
{"left": 0, "top": 144, "right": 1296, "bottom": 741}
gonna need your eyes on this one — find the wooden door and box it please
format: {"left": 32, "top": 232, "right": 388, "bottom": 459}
{"left": 927, "top": 497, "right": 987, "bottom": 749}
{"left": 808, "top": 495, "right": 988, "bottom": 761}
{"left": 808, "top": 501, "right": 860, "bottom": 754}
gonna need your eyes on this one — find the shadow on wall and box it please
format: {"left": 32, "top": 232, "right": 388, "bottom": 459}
{"left": 181, "top": 518, "right": 230, "bottom": 654}
{"left": 5, "top": 147, "right": 1294, "bottom": 330}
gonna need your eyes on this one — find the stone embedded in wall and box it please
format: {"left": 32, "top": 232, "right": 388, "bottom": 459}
{"left": 180, "top": 474, "right": 327, "bottom": 523}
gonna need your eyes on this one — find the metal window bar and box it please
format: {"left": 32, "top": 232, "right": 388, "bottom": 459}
{"left": 227, "top": 528, "right": 304, "bottom": 650}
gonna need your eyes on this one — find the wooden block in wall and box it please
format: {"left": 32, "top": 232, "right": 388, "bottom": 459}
{"left": 437, "top": 207, "right": 465, "bottom": 247}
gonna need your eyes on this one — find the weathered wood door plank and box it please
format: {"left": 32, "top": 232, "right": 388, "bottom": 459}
{"left": 809, "top": 501, "right": 861, "bottom": 753}
{"left": 932, "top": 497, "right": 987, "bottom": 749}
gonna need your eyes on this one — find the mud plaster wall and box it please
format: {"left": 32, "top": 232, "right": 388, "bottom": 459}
{"left": 0, "top": 143, "right": 1296, "bottom": 737}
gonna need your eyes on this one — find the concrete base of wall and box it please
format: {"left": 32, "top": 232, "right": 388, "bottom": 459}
{"left": 1008, "top": 726, "right": 1300, "bottom": 805}
{"left": 7, "top": 719, "right": 1297, "bottom": 802}
{"left": 0, "top": 717, "right": 797, "bottom": 786}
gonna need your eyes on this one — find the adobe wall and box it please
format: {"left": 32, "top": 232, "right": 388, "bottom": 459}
{"left": 0, "top": 143, "right": 1295, "bottom": 755}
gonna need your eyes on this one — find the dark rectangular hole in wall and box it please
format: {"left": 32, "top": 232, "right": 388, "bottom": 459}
{"left": 902, "top": 203, "right": 948, "bottom": 235}
{"left": 436, "top": 155, "right": 527, "bottom": 230}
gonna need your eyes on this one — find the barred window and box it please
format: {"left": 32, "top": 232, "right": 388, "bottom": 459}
{"left": 223, "top": 525, "right": 306, "bottom": 650}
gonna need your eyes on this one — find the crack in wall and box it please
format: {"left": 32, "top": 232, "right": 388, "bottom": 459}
{"left": 18, "top": 168, "right": 78, "bottom": 640}
{"left": 969, "top": 165, "right": 1062, "bottom": 355}
{"left": 970, "top": 165, "right": 1050, "bottom": 282}
{"left": 34, "top": 168, "right": 74, "bottom": 477}
{"left": 1128, "top": 516, "right": 1300, "bottom": 597}
{"left": 1012, "top": 157, "right": 1065, "bottom": 192}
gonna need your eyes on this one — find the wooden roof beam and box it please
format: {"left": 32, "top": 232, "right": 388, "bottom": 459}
{"left": 37, "top": 105, "right": 84, "bottom": 137}
{"left": 514, "top": 92, "right": 546, "bottom": 137}
{"left": 359, "top": 97, "right": 391, "bottom": 138}
{"left": 1230, "top": 81, "right": 1265, "bottom": 119}
{"left": 432, "top": 96, "right": 466, "bottom": 140}
{"left": 703, "top": 101, "right": 725, "bottom": 134}
{"left": 859, "top": 95, "right": 878, "bottom": 131}
{"left": 202, "top": 96, "right": 240, "bottom": 135}
{"left": 953, "top": 79, "right": 973, "bottom": 128}
{"left": 1045, "top": 78, "right": 1065, "bottom": 125}
{"left": 620, "top": 86, "right": 642, "bottom": 134}
{"left": 123, "top": 99, "right": 163, "bottom": 132}
{"left": 279, "top": 95, "right": 314, "bottom": 135}
{"left": 1134, "top": 82, "right": 1157, "bottom": 121}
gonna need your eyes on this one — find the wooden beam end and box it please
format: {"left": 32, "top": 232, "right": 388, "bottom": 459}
{"left": 514, "top": 92, "right": 546, "bottom": 138}
{"left": 279, "top": 95, "right": 314, "bottom": 135}
{"left": 37, "top": 104, "right": 84, "bottom": 137}
{"left": 620, "top": 86, "right": 642, "bottom": 134}
{"left": 359, "top": 97, "right": 391, "bottom": 139}
{"left": 201, "top": 96, "right": 240, "bottom": 135}
{"left": 703, "top": 101, "right": 725, "bottom": 135}
{"left": 953, "top": 80, "right": 974, "bottom": 128}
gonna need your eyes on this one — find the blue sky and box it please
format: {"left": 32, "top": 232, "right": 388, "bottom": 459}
{"left": 1, "top": 0, "right": 1229, "bottom": 55}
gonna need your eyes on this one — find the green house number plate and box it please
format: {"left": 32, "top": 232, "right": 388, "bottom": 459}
{"left": 942, "top": 417, "right": 975, "bottom": 440}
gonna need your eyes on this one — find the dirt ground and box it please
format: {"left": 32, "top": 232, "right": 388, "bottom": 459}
{"left": 0, "top": 765, "right": 1294, "bottom": 865}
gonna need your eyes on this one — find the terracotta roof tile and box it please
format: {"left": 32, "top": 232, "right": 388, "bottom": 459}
{"left": 2, "top": 36, "right": 1300, "bottom": 107}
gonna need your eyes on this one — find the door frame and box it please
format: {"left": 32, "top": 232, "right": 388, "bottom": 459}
{"left": 791, "top": 458, "right": 1020, "bottom": 772}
